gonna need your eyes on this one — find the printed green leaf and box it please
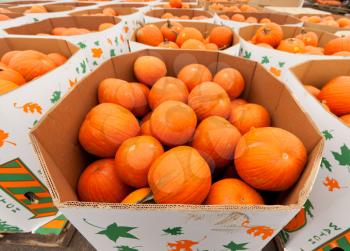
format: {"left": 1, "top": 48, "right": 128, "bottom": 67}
{"left": 0, "top": 219, "right": 22, "bottom": 233}
{"left": 223, "top": 241, "right": 248, "bottom": 251}
{"left": 322, "top": 130, "right": 333, "bottom": 140}
{"left": 304, "top": 199, "right": 314, "bottom": 218}
{"left": 163, "top": 227, "right": 183, "bottom": 235}
{"left": 243, "top": 51, "right": 251, "bottom": 59}
{"left": 97, "top": 223, "right": 138, "bottom": 243}
{"left": 80, "top": 61, "right": 87, "bottom": 73}
{"left": 261, "top": 56, "right": 269, "bottom": 64}
{"left": 77, "top": 42, "right": 87, "bottom": 49}
{"left": 33, "top": 18, "right": 39, "bottom": 22}
{"left": 50, "top": 91, "right": 61, "bottom": 104}
{"left": 332, "top": 144, "right": 350, "bottom": 168}
{"left": 93, "top": 61, "right": 98, "bottom": 66}
{"left": 76, "top": 67, "right": 79, "bottom": 74}
{"left": 33, "top": 120, "right": 38, "bottom": 126}
{"left": 110, "top": 49, "right": 116, "bottom": 57}
{"left": 94, "top": 41, "right": 100, "bottom": 46}
{"left": 116, "top": 246, "right": 139, "bottom": 251}
{"left": 321, "top": 157, "right": 332, "bottom": 172}
{"left": 115, "top": 36, "right": 119, "bottom": 45}
{"left": 278, "top": 62, "right": 285, "bottom": 68}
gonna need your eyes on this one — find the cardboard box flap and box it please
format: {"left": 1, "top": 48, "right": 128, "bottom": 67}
{"left": 218, "top": 11, "right": 301, "bottom": 24}
{"left": 0, "top": 12, "right": 23, "bottom": 18}
{"left": 10, "top": 4, "right": 74, "bottom": 13}
{"left": 146, "top": 9, "right": 213, "bottom": 18}
{"left": 70, "top": 6, "right": 138, "bottom": 16}
{"left": 31, "top": 49, "right": 323, "bottom": 210}
{"left": 3, "top": 1, "right": 50, "bottom": 5}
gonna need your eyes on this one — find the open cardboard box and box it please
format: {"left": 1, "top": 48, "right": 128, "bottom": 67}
{"left": 144, "top": 8, "right": 214, "bottom": 23}
{"left": 4, "top": 16, "right": 130, "bottom": 69}
{"left": 205, "top": 2, "right": 265, "bottom": 12}
{"left": 296, "top": 14, "right": 350, "bottom": 33}
{"left": 129, "top": 20, "right": 240, "bottom": 55}
{"left": 263, "top": 6, "right": 330, "bottom": 15}
{"left": 238, "top": 25, "right": 347, "bottom": 79}
{"left": 30, "top": 49, "right": 323, "bottom": 251}
{"left": 0, "top": 36, "right": 90, "bottom": 234}
{"left": 251, "top": 0, "right": 303, "bottom": 7}
{"left": 215, "top": 11, "right": 302, "bottom": 30}
{"left": 277, "top": 60, "right": 350, "bottom": 251}
{"left": 69, "top": 7, "right": 138, "bottom": 17}
{"left": 153, "top": 3, "right": 204, "bottom": 9}
{"left": 9, "top": 3, "right": 93, "bottom": 14}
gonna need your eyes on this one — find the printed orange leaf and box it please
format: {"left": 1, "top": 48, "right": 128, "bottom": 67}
{"left": 323, "top": 176, "right": 340, "bottom": 192}
{"left": 13, "top": 102, "right": 42, "bottom": 114}
{"left": 69, "top": 78, "right": 78, "bottom": 88}
{"left": 123, "top": 26, "right": 129, "bottom": 33}
{"left": 242, "top": 220, "right": 274, "bottom": 240}
{"left": 167, "top": 240, "right": 199, "bottom": 251}
{"left": 270, "top": 67, "right": 281, "bottom": 77}
{"left": 0, "top": 129, "right": 16, "bottom": 147}
{"left": 91, "top": 48, "right": 103, "bottom": 58}
{"left": 107, "top": 38, "right": 112, "bottom": 45}
{"left": 120, "top": 34, "right": 124, "bottom": 43}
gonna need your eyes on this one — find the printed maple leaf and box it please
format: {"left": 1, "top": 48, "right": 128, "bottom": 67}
{"left": 321, "top": 157, "right": 332, "bottom": 172}
{"left": 69, "top": 78, "right": 77, "bottom": 87}
{"left": 0, "top": 129, "right": 16, "bottom": 147}
{"left": 94, "top": 41, "right": 100, "bottom": 46}
{"left": 13, "top": 102, "right": 42, "bottom": 114}
{"left": 163, "top": 227, "right": 183, "bottom": 236}
{"left": 110, "top": 49, "right": 116, "bottom": 57}
{"left": 77, "top": 42, "right": 87, "bottom": 49}
{"left": 93, "top": 61, "right": 98, "bottom": 66}
{"left": 91, "top": 48, "right": 103, "bottom": 58}
{"left": 223, "top": 241, "right": 248, "bottom": 251}
{"left": 332, "top": 144, "right": 350, "bottom": 171}
{"left": 0, "top": 219, "right": 23, "bottom": 233}
{"left": 97, "top": 223, "right": 138, "bottom": 242}
{"left": 270, "top": 67, "right": 281, "bottom": 77}
{"left": 80, "top": 60, "right": 87, "bottom": 73}
{"left": 107, "top": 38, "right": 112, "bottom": 45}
{"left": 278, "top": 62, "right": 285, "bottom": 68}
{"left": 115, "top": 36, "right": 119, "bottom": 45}
{"left": 261, "top": 56, "right": 269, "bottom": 64}
{"left": 50, "top": 91, "right": 61, "bottom": 104}
{"left": 120, "top": 34, "right": 125, "bottom": 43}
{"left": 322, "top": 130, "right": 333, "bottom": 140}
{"left": 168, "top": 240, "right": 199, "bottom": 251}
{"left": 243, "top": 51, "right": 251, "bottom": 59}
{"left": 323, "top": 176, "right": 340, "bottom": 192}
{"left": 123, "top": 26, "right": 129, "bottom": 33}
{"left": 116, "top": 245, "right": 139, "bottom": 251}
{"left": 242, "top": 220, "right": 274, "bottom": 240}
{"left": 304, "top": 199, "right": 314, "bottom": 218}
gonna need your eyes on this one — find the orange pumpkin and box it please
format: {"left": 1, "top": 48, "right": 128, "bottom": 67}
{"left": 229, "top": 103, "right": 271, "bottom": 134}
{"left": 337, "top": 17, "right": 350, "bottom": 28}
{"left": 161, "top": 12, "right": 174, "bottom": 19}
{"left": 340, "top": 114, "right": 350, "bottom": 127}
{"left": 140, "top": 112, "right": 153, "bottom": 136}
{"left": 213, "top": 67, "right": 245, "bottom": 99}
{"left": 219, "top": 14, "right": 229, "bottom": 20}
{"left": 115, "top": 136, "right": 164, "bottom": 188}
{"left": 235, "top": 127, "right": 307, "bottom": 191}
{"left": 0, "top": 14, "right": 10, "bottom": 21}
{"left": 208, "top": 26, "right": 233, "bottom": 49}
{"left": 324, "top": 36, "right": 350, "bottom": 55}
{"left": 121, "top": 187, "right": 152, "bottom": 204}
{"left": 0, "top": 79, "right": 17, "bottom": 95}
{"left": 177, "top": 64, "right": 213, "bottom": 90}
{"left": 246, "top": 16, "right": 258, "bottom": 23}
{"left": 51, "top": 27, "right": 67, "bottom": 36}
{"left": 181, "top": 39, "right": 206, "bottom": 50}
{"left": 295, "top": 30, "right": 319, "bottom": 47}
{"left": 307, "top": 15, "right": 321, "bottom": 23}
{"left": 192, "top": 116, "right": 241, "bottom": 169}
{"left": 134, "top": 56, "right": 167, "bottom": 87}
{"left": 170, "top": 0, "right": 182, "bottom": 8}
{"left": 277, "top": 38, "right": 305, "bottom": 54}
{"left": 148, "top": 76, "right": 188, "bottom": 110}
{"left": 1, "top": 50, "right": 19, "bottom": 65}
{"left": 230, "top": 98, "right": 247, "bottom": 110}
{"left": 231, "top": 14, "right": 245, "bottom": 22}
{"left": 150, "top": 100, "right": 197, "bottom": 146}
{"left": 303, "top": 45, "right": 324, "bottom": 55}
{"left": 79, "top": 103, "right": 140, "bottom": 157}
{"left": 136, "top": 24, "right": 164, "bottom": 46}
{"left": 102, "top": 7, "right": 117, "bottom": 16}
{"left": 47, "top": 53, "right": 67, "bottom": 66}
{"left": 284, "top": 208, "right": 306, "bottom": 232}
{"left": 254, "top": 22, "right": 283, "bottom": 48}
{"left": 188, "top": 81, "right": 231, "bottom": 121}
{"left": 317, "top": 76, "right": 350, "bottom": 116}
{"left": 8, "top": 50, "right": 56, "bottom": 81}
{"left": 260, "top": 18, "right": 271, "bottom": 23}
{"left": 304, "top": 85, "right": 321, "bottom": 97}
{"left": 206, "top": 178, "right": 264, "bottom": 205}
{"left": 98, "top": 22, "right": 114, "bottom": 31}
{"left": 0, "top": 66, "right": 25, "bottom": 85}
{"left": 333, "top": 51, "right": 350, "bottom": 56}
{"left": 77, "top": 159, "right": 131, "bottom": 203}
{"left": 160, "top": 20, "right": 183, "bottom": 42}
{"left": 148, "top": 146, "right": 211, "bottom": 204}
{"left": 176, "top": 27, "right": 203, "bottom": 47}
{"left": 158, "top": 41, "right": 179, "bottom": 49}
{"left": 26, "top": 5, "right": 47, "bottom": 13}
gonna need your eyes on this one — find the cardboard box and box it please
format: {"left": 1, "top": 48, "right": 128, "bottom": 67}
{"left": 0, "top": 13, "right": 31, "bottom": 30}
{"left": 144, "top": 8, "right": 214, "bottom": 23}
{"left": 214, "top": 11, "right": 302, "bottom": 30}
{"left": 100, "top": 2, "right": 150, "bottom": 11}
{"left": 0, "top": 1, "right": 52, "bottom": 5}
{"left": 252, "top": 0, "right": 304, "bottom": 7}
{"left": 30, "top": 49, "right": 324, "bottom": 251}
{"left": 238, "top": 25, "right": 348, "bottom": 79}
{"left": 264, "top": 6, "right": 330, "bottom": 15}
{"left": 153, "top": 3, "right": 204, "bottom": 10}
{"left": 0, "top": 37, "right": 90, "bottom": 234}
{"left": 4, "top": 16, "right": 130, "bottom": 69}
{"left": 278, "top": 59, "right": 350, "bottom": 251}
{"left": 204, "top": 2, "right": 265, "bottom": 12}
{"left": 296, "top": 14, "right": 350, "bottom": 34}
{"left": 129, "top": 21, "right": 240, "bottom": 55}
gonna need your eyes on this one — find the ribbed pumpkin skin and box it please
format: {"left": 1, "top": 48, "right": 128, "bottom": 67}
{"left": 324, "top": 36, "right": 350, "bottom": 55}
{"left": 304, "top": 85, "right": 320, "bottom": 98}
{"left": 148, "top": 146, "right": 211, "bottom": 204}
{"left": 134, "top": 56, "right": 167, "bottom": 87}
{"left": 121, "top": 187, "right": 152, "bottom": 204}
{"left": 254, "top": 23, "right": 283, "bottom": 48}
{"left": 115, "top": 136, "right": 164, "bottom": 188}
{"left": 140, "top": 112, "right": 153, "bottom": 136}
{"left": 283, "top": 208, "right": 306, "bottom": 232}
{"left": 177, "top": 64, "right": 213, "bottom": 91}
{"left": 0, "top": 66, "right": 26, "bottom": 85}
{"left": 1, "top": 51, "right": 19, "bottom": 65}
{"left": 317, "top": 76, "right": 350, "bottom": 116}
{"left": 340, "top": 114, "right": 350, "bottom": 127}
{"left": 79, "top": 103, "right": 140, "bottom": 158}
{"left": 77, "top": 159, "right": 131, "bottom": 203}
{"left": 192, "top": 116, "right": 241, "bottom": 169}
{"left": 213, "top": 68, "right": 245, "bottom": 99}
{"left": 234, "top": 127, "right": 307, "bottom": 191}
{"left": 0, "top": 79, "right": 18, "bottom": 95}
{"left": 205, "top": 178, "right": 264, "bottom": 205}
{"left": 47, "top": 53, "right": 68, "bottom": 66}
{"left": 150, "top": 101, "right": 197, "bottom": 146}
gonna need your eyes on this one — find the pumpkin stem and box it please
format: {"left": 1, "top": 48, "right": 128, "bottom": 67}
{"left": 5, "top": 140, "right": 16, "bottom": 146}
{"left": 167, "top": 19, "right": 172, "bottom": 28}
{"left": 83, "top": 218, "right": 104, "bottom": 229}
{"left": 136, "top": 191, "right": 154, "bottom": 204}
{"left": 282, "top": 153, "right": 289, "bottom": 160}
{"left": 300, "top": 29, "right": 307, "bottom": 34}
{"left": 263, "top": 28, "right": 271, "bottom": 35}
{"left": 241, "top": 219, "right": 251, "bottom": 228}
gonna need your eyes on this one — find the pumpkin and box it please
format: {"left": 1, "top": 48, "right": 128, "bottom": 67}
{"left": 231, "top": 14, "right": 245, "bottom": 22}
{"left": 181, "top": 39, "right": 206, "bottom": 50}
{"left": 303, "top": 46, "right": 324, "bottom": 55}
{"left": 229, "top": 103, "right": 271, "bottom": 134}
{"left": 188, "top": 81, "right": 231, "bottom": 121}
{"left": 160, "top": 20, "right": 183, "bottom": 42}
{"left": 136, "top": 24, "right": 164, "bottom": 46}
{"left": 51, "top": 27, "right": 67, "bottom": 36}
{"left": 277, "top": 38, "right": 305, "bottom": 54}
{"left": 295, "top": 30, "right": 318, "bottom": 47}
{"left": 205, "top": 43, "right": 219, "bottom": 51}
{"left": 337, "top": 17, "right": 350, "bottom": 28}
{"left": 208, "top": 26, "right": 233, "bottom": 49}
{"left": 324, "top": 37, "right": 350, "bottom": 55}
{"left": 219, "top": 14, "right": 229, "bottom": 20}
{"left": 260, "top": 18, "right": 271, "bottom": 23}
{"left": 176, "top": 27, "right": 203, "bottom": 47}
{"left": 26, "top": 5, "right": 47, "bottom": 13}
{"left": 77, "top": 159, "right": 131, "bottom": 203}
{"left": 140, "top": 112, "right": 153, "bottom": 136}
{"left": 148, "top": 146, "right": 211, "bottom": 204}
{"left": 150, "top": 100, "right": 197, "bottom": 146}
{"left": 121, "top": 188, "right": 152, "bottom": 204}
{"left": 304, "top": 85, "right": 321, "bottom": 97}
{"left": 98, "top": 78, "right": 150, "bottom": 117}
{"left": 333, "top": 51, "right": 350, "bottom": 56}
{"left": 340, "top": 114, "right": 350, "bottom": 127}
{"left": 254, "top": 22, "right": 283, "bottom": 48}
{"left": 192, "top": 116, "right": 241, "bottom": 169}
{"left": 0, "top": 14, "right": 10, "bottom": 21}
{"left": 177, "top": 64, "right": 213, "bottom": 90}
{"left": 134, "top": 56, "right": 167, "bottom": 87}
{"left": 98, "top": 22, "right": 114, "bottom": 31}
{"left": 246, "top": 16, "right": 258, "bottom": 23}
{"left": 170, "top": 0, "right": 182, "bottom": 8}
{"left": 148, "top": 76, "right": 188, "bottom": 110}
{"left": 283, "top": 208, "right": 306, "bottom": 232}
{"left": 180, "top": 15, "right": 190, "bottom": 20}
{"left": 0, "top": 79, "right": 17, "bottom": 95}
{"left": 47, "top": 53, "right": 67, "bottom": 66}
{"left": 158, "top": 41, "right": 179, "bottom": 49}
{"left": 161, "top": 13, "right": 174, "bottom": 19}
{"left": 230, "top": 99, "right": 248, "bottom": 111}
{"left": 235, "top": 127, "right": 307, "bottom": 191}
{"left": 115, "top": 136, "right": 164, "bottom": 188}
{"left": 79, "top": 103, "right": 140, "bottom": 157}
{"left": 213, "top": 68, "right": 245, "bottom": 99}
{"left": 307, "top": 16, "right": 321, "bottom": 23}
{"left": 192, "top": 16, "right": 208, "bottom": 20}
{"left": 205, "top": 178, "right": 264, "bottom": 205}
{"left": 102, "top": 7, "right": 117, "bottom": 16}
{"left": 1, "top": 51, "right": 19, "bottom": 65}
{"left": 8, "top": 50, "right": 56, "bottom": 81}
{"left": 0, "top": 66, "right": 25, "bottom": 85}
{"left": 317, "top": 76, "right": 350, "bottom": 116}
{"left": 256, "top": 43, "right": 273, "bottom": 49}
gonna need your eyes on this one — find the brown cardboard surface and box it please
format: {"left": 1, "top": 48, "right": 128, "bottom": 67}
{"left": 31, "top": 49, "right": 323, "bottom": 210}
{"left": 252, "top": 0, "right": 302, "bottom": 7}
{"left": 145, "top": 8, "right": 212, "bottom": 18}
{"left": 218, "top": 11, "right": 301, "bottom": 25}
{"left": 70, "top": 6, "right": 137, "bottom": 17}
{"left": 102, "top": 3, "right": 147, "bottom": 8}
{"left": 9, "top": 2, "right": 95, "bottom": 13}
{"left": 0, "top": 12, "right": 23, "bottom": 18}
{"left": 5, "top": 16, "right": 121, "bottom": 35}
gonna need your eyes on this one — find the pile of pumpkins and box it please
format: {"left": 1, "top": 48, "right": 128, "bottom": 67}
{"left": 301, "top": 15, "right": 350, "bottom": 29}
{"left": 77, "top": 55, "right": 309, "bottom": 205}
{"left": 209, "top": 3, "right": 258, "bottom": 12}
{"left": 0, "top": 14, "right": 11, "bottom": 21}
{"left": 35, "top": 23, "right": 115, "bottom": 36}
{"left": 219, "top": 13, "right": 272, "bottom": 23}
{"left": 160, "top": 12, "right": 209, "bottom": 20}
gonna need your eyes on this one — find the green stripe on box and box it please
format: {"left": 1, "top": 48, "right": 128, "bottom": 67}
{"left": 54, "top": 215, "right": 67, "bottom": 221}
{"left": 0, "top": 174, "right": 33, "bottom": 181}
{"left": 35, "top": 227, "right": 62, "bottom": 235}
{"left": 9, "top": 187, "right": 46, "bottom": 194}
{"left": 23, "top": 197, "right": 53, "bottom": 205}
{"left": 322, "top": 246, "right": 331, "bottom": 251}
{"left": 2, "top": 162, "right": 20, "bottom": 168}
{"left": 337, "top": 236, "right": 350, "bottom": 249}
{"left": 34, "top": 207, "right": 57, "bottom": 213}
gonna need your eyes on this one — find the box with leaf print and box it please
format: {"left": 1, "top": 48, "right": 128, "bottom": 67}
{"left": 0, "top": 37, "right": 90, "bottom": 233}
{"left": 31, "top": 49, "right": 323, "bottom": 251}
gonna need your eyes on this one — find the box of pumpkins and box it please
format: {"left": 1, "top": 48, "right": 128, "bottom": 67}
{"left": 144, "top": 8, "right": 214, "bottom": 23}
{"left": 238, "top": 23, "right": 350, "bottom": 79}
{"left": 0, "top": 37, "right": 90, "bottom": 233}
{"left": 297, "top": 14, "right": 350, "bottom": 34}
{"left": 278, "top": 60, "right": 350, "bottom": 251}
{"left": 31, "top": 49, "right": 324, "bottom": 251}
{"left": 3, "top": 16, "right": 130, "bottom": 69}
{"left": 129, "top": 21, "right": 240, "bottom": 55}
